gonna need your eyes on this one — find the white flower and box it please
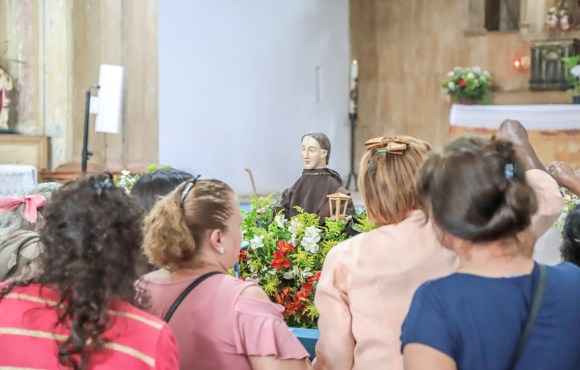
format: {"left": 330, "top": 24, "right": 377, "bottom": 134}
{"left": 447, "top": 82, "right": 456, "bottom": 91}
{"left": 466, "top": 72, "right": 475, "bottom": 80}
{"left": 570, "top": 65, "right": 580, "bottom": 78}
{"left": 249, "top": 235, "right": 264, "bottom": 249}
{"left": 453, "top": 66, "right": 462, "bottom": 71}
{"left": 275, "top": 214, "right": 286, "bottom": 228}
{"left": 447, "top": 71, "right": 454, "bottom": 77}
{"left": 301, "top": 226, "right": 321, "bottom": 253}
{"left": 288, "top": 218, "right": 301, "bottom": 234}
{"left": 283, "top": 266, "right": 300, "bottom": 280}
{"left": 472, "top": 66, "right": 481, "bottom": 73}
{"left": 291, "top": 233, "right": 298, "bottom": 246}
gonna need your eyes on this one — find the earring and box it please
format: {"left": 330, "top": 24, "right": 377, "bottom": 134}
{"left": 217, "top": 246, "right": 225, "bottom": 255}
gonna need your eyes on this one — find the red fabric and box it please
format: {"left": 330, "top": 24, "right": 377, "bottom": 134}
{"left": 0, "top": 283, "right": 178, "bottom": 369}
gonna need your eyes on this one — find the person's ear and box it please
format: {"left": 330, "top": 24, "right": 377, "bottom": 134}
{"left": 321, "top": 149, "right": 328, "bottom": 161}
{"left": 209, "top": 229, "right": 224, "bottom": 251}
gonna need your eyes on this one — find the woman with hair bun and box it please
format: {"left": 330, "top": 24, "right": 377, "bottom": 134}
{"left": 141, "top": 178, "right": 311, "bottom": 370}
{"left": 0, "top": 173, "right": 178, "bottom": 369}
{"left": 401, "top": 136, "right": 580, "bottom": 370}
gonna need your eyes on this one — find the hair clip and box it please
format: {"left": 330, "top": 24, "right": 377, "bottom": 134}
{"left": 368, "top": 161, "right": 377, "bottom": 173}
{"left": 179, "top": 175, "right": 201, "bottom": 208}
{"left": 374, "top": 149, "right": 387, "bottom": 154}
{"left": 504, "top": 163, "right": 515, "bottom": 179}
{"left": 92, "top": 176, "right": 113, "bottom": 196}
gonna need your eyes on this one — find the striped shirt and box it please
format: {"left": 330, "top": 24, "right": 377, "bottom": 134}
{"left": 0, "top": 283, "right": 179, "bottom": 369}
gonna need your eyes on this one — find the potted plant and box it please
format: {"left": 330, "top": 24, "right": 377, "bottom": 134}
{"left": 442, "top": 66, "right": 493, "bottom": 104}
{"left": 561, "top": 55, "right": 580, "bottom": 104}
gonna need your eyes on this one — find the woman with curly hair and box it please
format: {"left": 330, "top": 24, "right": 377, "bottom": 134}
{"left": 0, "top": 174, "right": 178, "bottom": 369}
{"left": 140, "top": 178, "right": 311, "bottom": 370}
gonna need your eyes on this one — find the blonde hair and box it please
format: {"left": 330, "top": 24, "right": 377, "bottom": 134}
{"left": 358, "top": 135, "right": 431, "bottom": 227}
{"left": 143, "top": 179, "right": 234, "bottom": 270}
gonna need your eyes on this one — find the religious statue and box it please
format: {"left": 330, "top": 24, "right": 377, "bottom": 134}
{"left": 279, "top": 131, "right": 355, "bottom": 220}
{"left": 0, "top": 67, "right": 13, "bottom": 132}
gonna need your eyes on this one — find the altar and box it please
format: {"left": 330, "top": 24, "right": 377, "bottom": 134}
{"left": 449, "top": 104, "right": 580, "bottom": 169}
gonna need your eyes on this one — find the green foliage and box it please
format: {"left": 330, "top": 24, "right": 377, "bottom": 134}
{"left": 561, "top": 55, "right": 580, "bottom": 95}
{"left": 237, "top": 196, "right": 373, "bottom": 328}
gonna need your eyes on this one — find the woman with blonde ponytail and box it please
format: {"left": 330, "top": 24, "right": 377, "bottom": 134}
{"left": 141, "top": 178, "right": 311, "bottom": 370}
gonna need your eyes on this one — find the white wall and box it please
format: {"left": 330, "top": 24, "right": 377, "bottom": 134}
{"left": 158, "top": 1, "right": 350, "bottom": 195}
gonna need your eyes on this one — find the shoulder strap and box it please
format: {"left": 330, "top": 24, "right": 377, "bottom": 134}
{"left": 509, "top": 264, "right": 547, "bottom": 370}
{"left": 163, "top": 271, "right": 222, "bottom": 323}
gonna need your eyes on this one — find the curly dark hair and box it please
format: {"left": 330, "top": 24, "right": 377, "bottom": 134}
{"left": 0, "top": 173, "right": 146, "bottom": 369}
{"left": 562, "top": 204, "right": 580, "bottom": 267}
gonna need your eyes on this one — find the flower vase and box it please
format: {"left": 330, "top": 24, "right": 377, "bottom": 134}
{"left": 456, "top": 97, "right": 480, "bottom": 105}
{"left": 573, "top": 96, "right": 580, "bottom": 104}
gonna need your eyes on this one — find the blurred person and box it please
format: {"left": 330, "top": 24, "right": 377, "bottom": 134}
{"left": 0, "top": 182, "right": 60, "bottom": 281}
{"left": 562, "top": 204, "right": 580, "bottom": 267}
{"left": 131, "top": 168, "right": 195, "bottom": 213}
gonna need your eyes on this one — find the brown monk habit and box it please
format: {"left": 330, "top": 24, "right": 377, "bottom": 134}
{"left": 279, "top": 168, "right": 355, "bottom": 220}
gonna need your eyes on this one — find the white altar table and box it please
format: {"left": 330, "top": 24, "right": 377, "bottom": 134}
{"left": 450, "top": 104, "right": 580, "bottom": 131}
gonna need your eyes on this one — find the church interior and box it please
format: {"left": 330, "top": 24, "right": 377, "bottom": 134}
{"left": 0, "top": 1, "right": 580, "bottom": 368}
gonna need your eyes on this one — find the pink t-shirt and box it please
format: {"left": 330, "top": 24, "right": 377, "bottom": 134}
{"left": 142, "top": 273, "right": 308, "bottom": 369}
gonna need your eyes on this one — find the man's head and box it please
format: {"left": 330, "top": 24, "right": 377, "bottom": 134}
{"left": 301, "top": 132, "right": 331, "bottom": 170}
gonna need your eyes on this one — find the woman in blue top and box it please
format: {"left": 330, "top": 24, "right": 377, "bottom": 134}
{"left": 401, "top": 135, "right": 580, "bottom": 370}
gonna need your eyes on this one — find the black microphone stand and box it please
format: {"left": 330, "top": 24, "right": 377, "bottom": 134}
{"left": 346, "top": 79, "right": 358, "bottom": 191}
{"left": 81, "top": 84, "right": 100, "bottom": 175}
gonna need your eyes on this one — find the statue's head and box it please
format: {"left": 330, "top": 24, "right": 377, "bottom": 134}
{"left": 301, "top": 131, "right": 331, "bottom": 170}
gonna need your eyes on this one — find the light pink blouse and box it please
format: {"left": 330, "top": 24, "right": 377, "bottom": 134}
{"left": 313, "top": 169, "right": 562, "bottom": 370}
{"left": 142, "top": 273, "right": 309, "bottom": 370}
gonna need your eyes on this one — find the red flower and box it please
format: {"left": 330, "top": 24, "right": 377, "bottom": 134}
{"left": 270, "top": 250, "right": 291, "bottom": 270}
{"left": 239, "top": 249, "right": 248, "bottom": 262}
{"left": 458, "top": 79, "right": 466, "bottom": 87}
{"left": 277, "top": 240, "right": 295, "bottom": 255}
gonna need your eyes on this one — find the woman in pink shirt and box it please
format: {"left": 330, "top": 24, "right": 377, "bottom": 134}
{"left": 140, "top": 177, "right": 311, "bottom": 370}
{"left": 314, "top": 128, "right": 563, "bottom": 370}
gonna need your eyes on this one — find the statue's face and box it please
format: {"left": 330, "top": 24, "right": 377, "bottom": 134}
{"left": 301, "top": 136, "right": 327, "bottom": 170}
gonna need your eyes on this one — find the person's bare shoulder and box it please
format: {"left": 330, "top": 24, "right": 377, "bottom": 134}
{"left": 241, "top": 285, "right": 270, "bottom": 301}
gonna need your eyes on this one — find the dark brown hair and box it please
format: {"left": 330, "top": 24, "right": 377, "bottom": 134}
{"left": 1, "top": 173, "right": 146, "bottom": 369}
{"left": 562, "top": 204, "right": 580, "bottom": 266}
{"left": 143, "top": 179, "right": 235, "bottom": 270}
{"left": 417, "top": 135, "right": 538, "bottom": 242}
{"left": 131, "top": 168, "right": 195, "bottom": 213}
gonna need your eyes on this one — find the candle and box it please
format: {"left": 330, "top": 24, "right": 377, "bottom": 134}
{"left": 349, "top": 60, "right": 358, "bottom": 114}
{"left": 350, "top": 59, "right": 358, "bottom": 90}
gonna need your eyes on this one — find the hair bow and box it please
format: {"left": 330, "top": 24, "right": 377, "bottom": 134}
{"left": 364, "top": 136, "right": 412, "bottom": 155}
{"left": 0, "top": 194, "right": 47, "bottom": 222}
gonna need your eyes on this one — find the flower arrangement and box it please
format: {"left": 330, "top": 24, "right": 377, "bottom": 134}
{"left": 561, "top": 55, "right": 580, "bottom": 96}
{"left": 238, "top": 195, "right": 372, "bottom": 328}
{"left": 442, "top": 66, "right": 493, "bottom": 103}
{"left": 113, "top": 164, "right": 172, "bottom": 193}
{"left": 555, "top": 190, "right": 580, "bottom": 238}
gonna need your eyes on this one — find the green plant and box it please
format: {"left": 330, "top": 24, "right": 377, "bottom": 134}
{"left": 442, "top": 66, "right": 493, "bottom": 103}
{"left": 561, "top": 55, "right": 580, "bottom": 96}
{"left": 238, "top": 196, "right": 371, "bottom": 328}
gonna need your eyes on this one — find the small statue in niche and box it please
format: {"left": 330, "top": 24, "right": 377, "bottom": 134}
{"left": 560, "top": 9, "right": 573, "bottom": 31}
{"left": 279, "top": 131, "right": 355, "bottom": 220}
{"left": 0, "top": 67, "right": 13, "bottom": 132}
{"left": 546, "top": 7, "right": 560, "bottom": 30}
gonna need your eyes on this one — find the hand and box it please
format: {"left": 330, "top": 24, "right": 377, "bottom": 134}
{"left": 548, "top": 161, "right": 579, "bottom": 188}
{"left": 498, "top": 119, "right": 529, "bottom": 145}
{"left": 497, "top": 119, "right": 545, "bottom": 172}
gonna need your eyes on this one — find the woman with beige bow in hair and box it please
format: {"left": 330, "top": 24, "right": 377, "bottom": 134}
{"left": 313, "top": 128, "right": 563, "bottom": 370}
